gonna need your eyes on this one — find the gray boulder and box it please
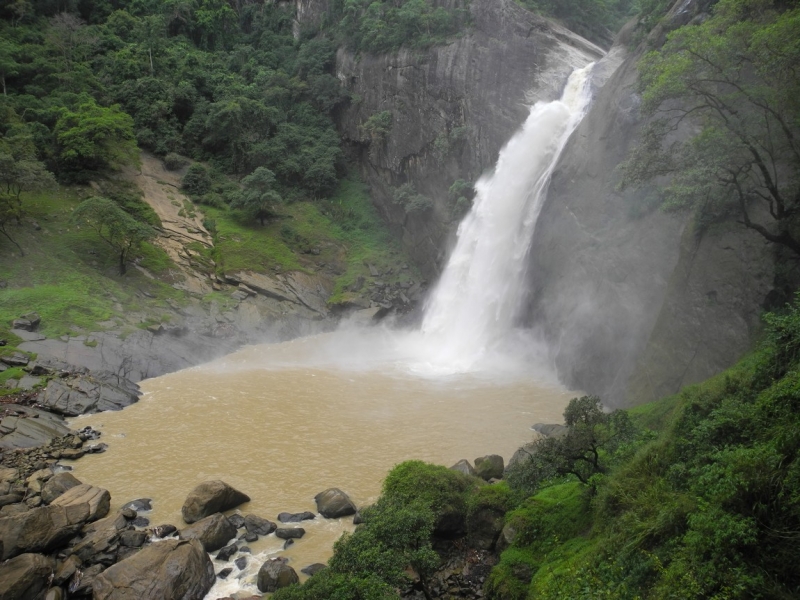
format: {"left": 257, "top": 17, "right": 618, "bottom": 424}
{"left": 314, "top": 488, "right": 356, "bottom": 518}
{"left": 11, "top": 313, "right": 41, "bottom": 331}
{"left": 179, "top": 512, "right": 237, "bottom": 552}
{"left": 277, "top": 511, "right": 315, "bottom": 523}
{"left": 93, "top": 538, "right": 214, "bottom": 600}
{"left": 474, "top": 455, "right": 505, "bottom": 481}
{"left": 51, "top": 484, "right": 110, "bottom": 522}
{"left": 0, "top": 502, "right": 90, "bottom": 560}
{"left": 244, "top": 514, "right": 276, "bottom": 536}
{"left": 38, "top": 371, "right": 140, "bottom": 417}
{"left": 450, "top": 459, "right": 476, "bottom": 476}
{"left": 257, "top": 558, "right": 299, "bottom": 593}
{"left": 301, "top": 563, "right": 327, "bottom": 576}
{"left": 41, "top": 472, "right": 82, "bottom": 504}
{"left": 0, "top": 552, "right": 55, "bottom": 600}
{"left": 275, "top": 527, "right": 305, "bottom": 539}
{"left": 181, "top": 480, "right": 250, "bottom": 524}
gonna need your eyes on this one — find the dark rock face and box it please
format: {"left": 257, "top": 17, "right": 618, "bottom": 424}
{"left": 37, "top": 370, "right": 140, "bottom": 417}
{"left": 181, "top": 480, "right": 250, "bottom": 524}
{"left": 257, "top": 558, "right": 299, "bottom": 593}
{"left": 215, "top": 543, "right": 237, "bottom": 561}
{"left": 333, "top": 0, "right": 603, "bottom": 277}
{"left": 93, "top": 538, "right": 215, "bottom": 600}
{"left": 0, "top": 553, "right": 55, "bottom": 600}
{"left": 0, "top": 502, "right": 90, "bottom": 560}
{"left": 474, "top": 455, "right": 504, "bottom": 481}
{"left": 314, "top": 488, "right": 357, "bottom": 518}
{"left": 179, "top": 512, "right": 237, "bottom": 552}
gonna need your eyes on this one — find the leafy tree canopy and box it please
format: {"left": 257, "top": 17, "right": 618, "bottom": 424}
{"left": 71, "top": 196, "right": 155, "bottom": 274}
{"left": 620, "top": 0, "right": 800, "bottom": 255}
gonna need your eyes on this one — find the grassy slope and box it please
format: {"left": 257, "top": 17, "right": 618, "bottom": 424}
{"left": 0, "top": 169, "right": 417, "bottom": 397}
{"left": 488, "top": 333, "right": 800, "bottom": 599}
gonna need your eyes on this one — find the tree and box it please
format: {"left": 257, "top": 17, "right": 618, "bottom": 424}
{"left": 231, "top": 166, "right": 283, "bottom": 225}
{"left": 0, "top": 39, "right": 20, "bottom": 96}
{"left": 55, "top": 95, "right": 138, "bottom": 173}
{"left": 71, "top": 196, "right": 155, "bottom": 274}
{"left": 620, "top": 0, "right": 800, "bottom": 255}
{"left": 507, "top": 396, "right": 635, "bottom": 494}
{"left": 0, "top": 128, "right": 57, "bottom": 255}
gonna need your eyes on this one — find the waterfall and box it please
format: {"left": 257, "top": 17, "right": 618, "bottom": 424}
{"left": 419, "top": 64, "right": 595, "bottom": 372}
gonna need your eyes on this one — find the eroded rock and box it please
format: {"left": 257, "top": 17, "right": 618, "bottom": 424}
{"left": 179, "top": 512, "right": 237, "bottom": 552}
{"left": 0, "top": 552, "right": 55, "bottom": 600}
{"left": 257, "top": 558, "right": 299, "bottom": 593}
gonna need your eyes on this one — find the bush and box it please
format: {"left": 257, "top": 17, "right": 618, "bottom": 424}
{"left": 163, "top": 152, "right": 187, "bottom": 171}
{"left": 181, "top": 163, "right": 212, "bottom": 196}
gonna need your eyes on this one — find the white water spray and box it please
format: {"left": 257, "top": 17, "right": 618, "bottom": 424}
{"left": 419, "top": 64, "right": 595, "bottom": 371}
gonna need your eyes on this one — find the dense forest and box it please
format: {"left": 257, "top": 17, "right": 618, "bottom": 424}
{"left": 2, "top": 0, "right": 800, "bottom": 598}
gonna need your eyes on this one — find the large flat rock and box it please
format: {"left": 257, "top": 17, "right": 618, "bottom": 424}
{"left": 51, "top": 484, "right": 110, "bottom": 522}
{"left": 0, "top": 502, "right": 90, "bottom": 560}
{"left": 0, "top": 405, "right": 74, "bottom": 449}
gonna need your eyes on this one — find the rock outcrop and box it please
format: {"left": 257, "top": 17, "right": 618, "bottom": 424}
{"left": 331, "top": 0, "right": 604, "bottom": 276}
{"left": 0, "top": 502, "right": 90, "bottom": 560}
{"left": 0, "top": 552, "right": 55, "bottom": 600}
{"left": 179, "top": 513, "right": 237, "bottom": 552}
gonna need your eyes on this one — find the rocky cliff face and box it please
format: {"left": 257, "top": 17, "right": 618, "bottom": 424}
{"left": 525, "top": 2, "right": 780, "bottom": 406}
{"left": 327, "top": 0, "right": 604, "bottom": 276}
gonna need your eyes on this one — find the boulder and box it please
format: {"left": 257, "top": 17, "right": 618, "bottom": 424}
{"left": 181, "top": 480, "right": 250, "bottom": 524}
{"left": 0, "top": 552, "right": 55, "bottom": 600}
{"left": 0, "top": 502, "right": 90, "bottom": 560}
{"left": 275, "top": 527, "right": 305, "bottom": 540}
{"left": 450, "top": 459, "right": 476, "bottom": 476}
{"left": 179, "top": 513, "right": 237, "bottom": 552}
{"left": 277, "top": 511, "right": 315, "bottom": 523}
{"left": 37, "top": 371, "right": 140, "bottom": 417}
{"left": 11, "top": 313, "right": 41, "bottom": 331}
{"left": 1, "top": 352, "right": 30, "bottom": 367}
{"left": 53, "top": 555, "right": 81, "bottom": 586}
{"left": 215, "top": 543, "right": 237, "bottom": 561}
{"left": 119, "top": 530, "right": 147, "bottom": 548}
{"left": 121, "top": 499, "right": 152, "bottom": 512}
{"left": 474, "top": 455, "right": 505, "bottom": 481}
{"left": 314, "top": 488, "right": 356, "bottom": 518}
{"left": 301, "top": 563, "right": 327, "bottom": 577}
{"left": 93, "top": 538, "right": 214, "bottom": 600}
{"left": 71, "top": 512, "right": 128, "bottom": 564}
{"left": 531, "top": 423, "right": 569, "bottom": 438}
{"left": 51, "top": 484, "right": 110, "bottom": 522}
{"left": 153, "top": 524, "right": 177, "bottom": 538}
{"left": 507, "top": 442, "right": 538, "bottom": 470}
{"left": 41, "top": 472, "right": 82, "bottom": 504}
{"left": 243, "top": 514, "right": 276, "bottom": 536}
{"left": 0, "top": 493, "right": 24, "bottom": 507}
{"left": 227, "top": 513, "right": 245, "bottom": 529}
{"left": 257, "top": 558, "right": 299, "bottom": 593}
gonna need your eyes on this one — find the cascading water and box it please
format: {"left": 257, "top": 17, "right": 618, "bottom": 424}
{"left": 419, "top": 64, "right": 595, "bottom": 371}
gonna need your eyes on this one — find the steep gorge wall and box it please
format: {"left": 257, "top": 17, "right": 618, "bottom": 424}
{"left": 324, "top": 0, "right": 604, "bottom": 277}
{"left": 526, "top": 3, "right": 779, "bottom": 406}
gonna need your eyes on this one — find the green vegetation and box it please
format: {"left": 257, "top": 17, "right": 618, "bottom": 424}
{"left": 327, "top": 0, "right": 468, "bottom": 54}
{"left": 273, "top": 292, "right": 800, "bottom": 600}
{"left": 620, "top": 0, "right": 800, "bottom": 255}
{"left": 71, "top": 196, "right": 156, "bottom": 274}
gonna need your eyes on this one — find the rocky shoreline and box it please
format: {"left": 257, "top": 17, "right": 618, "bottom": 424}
{"left": 1, "top": 311, "right": 528, "bottom": 600}
{"left": 0, "top": 410, "right": 513, "bottom": 600}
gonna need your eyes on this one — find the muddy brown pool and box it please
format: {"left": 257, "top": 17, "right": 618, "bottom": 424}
{"left": 68, "top": 328, "right": 572, "bottom": 597}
